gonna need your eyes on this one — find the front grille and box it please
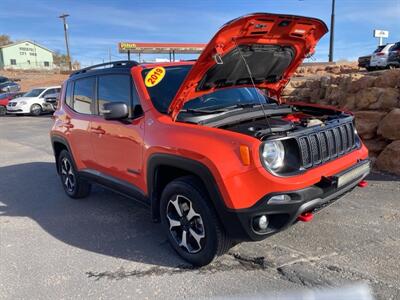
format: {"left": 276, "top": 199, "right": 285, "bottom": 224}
{"left": 297, "top": 122, "right": 356, "bottom": 169}
{"left": 8, "top": 102, "right": 17, "bottom": 107}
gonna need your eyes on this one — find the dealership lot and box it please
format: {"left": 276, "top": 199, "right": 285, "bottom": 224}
{"left": 1, "top": 116, "right": 399, "bottom": 299}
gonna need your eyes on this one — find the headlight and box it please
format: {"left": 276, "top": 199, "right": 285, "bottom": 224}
{"left": 19, "top": 101, "right": 27, "bottom": 105}
{"left": 261, "top": 140, "right": 285, "bottom": 171}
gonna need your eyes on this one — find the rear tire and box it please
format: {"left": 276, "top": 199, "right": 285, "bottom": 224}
{"left": 58, "top": 150, "right": 91, "bottom": 199}
{"left": 30, "top": 103, "right": 42, "bottom": 116}
{"left": 160, "top": 176, "right": 232, "bottom": 266}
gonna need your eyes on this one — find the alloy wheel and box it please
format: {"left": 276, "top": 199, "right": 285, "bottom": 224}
{"left": 166, "top": 194, "right": 205, "bottom": 254}
{"left": 60, "top": 157, "right": 75, "bottom": 193}
{"left": 31, "top": 104, "right": 41, "bottom": 115}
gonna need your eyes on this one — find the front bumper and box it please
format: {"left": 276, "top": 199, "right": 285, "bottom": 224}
{"left": 219, "top": 159, "right": 370, "bottom": 241}
{"left": 388, "top": 60, "right": 400, "bottom": 67}
{"left": 7, "top": 105, "right": 29, "bottom": 114}
{"left": 42, "top": 103, "right": 55, "bottom": 112}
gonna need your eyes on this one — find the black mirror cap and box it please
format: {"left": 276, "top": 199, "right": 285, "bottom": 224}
{"left": 103, "top": 102, "right": 129, "bottom": 120}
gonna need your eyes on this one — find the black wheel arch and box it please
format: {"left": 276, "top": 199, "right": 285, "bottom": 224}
{"left": 50, "top": 134, "right": 76, "bottom": 174}
{"left": 147, "top": 154, "right": 227, "bottom": 223}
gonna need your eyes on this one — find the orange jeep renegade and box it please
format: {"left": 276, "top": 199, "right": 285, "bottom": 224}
{"left": 51, "top": 13, "right": 370, "bottom": 266}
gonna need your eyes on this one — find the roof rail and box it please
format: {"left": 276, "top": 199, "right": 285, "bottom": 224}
{"left": 70, "top": 60, "right": 139, "bottom": 76}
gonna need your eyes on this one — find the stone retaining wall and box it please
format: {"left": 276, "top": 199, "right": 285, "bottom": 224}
{"left": 283, "top": 67, "right": 400, "bottom": 175}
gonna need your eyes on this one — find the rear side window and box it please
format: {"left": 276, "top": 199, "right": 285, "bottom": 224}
{"left": 97, "top": 74, "right": 131, "bottom": 115}
{"left": 73, "top": 77, "right": 95, "bottom": 114}
{"left": 65, "top": 82, "right": 73, "bottom": 107}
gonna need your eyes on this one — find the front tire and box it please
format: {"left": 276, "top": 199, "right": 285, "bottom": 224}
{"left": 160, "top": 176, "right": 232, "bottom": 266}
{"left": 58, "top": 150, "right": 91, "bottom": 198}
{"left": 30, "top": 103, "right": 42, "bottom": 116}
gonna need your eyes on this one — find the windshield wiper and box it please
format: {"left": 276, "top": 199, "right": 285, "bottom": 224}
{"left": 180, "top": 103, "right": 274, "bottom": 115}
{"left": 222, "top": 103, "right": 261, "bottom": 110}
{"left": 180, "top": 108, "right": 229, "bottom": 114}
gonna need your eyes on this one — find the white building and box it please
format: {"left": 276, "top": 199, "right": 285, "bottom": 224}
{"left": 0, "top": 40, "right": 55, "bottom": 70}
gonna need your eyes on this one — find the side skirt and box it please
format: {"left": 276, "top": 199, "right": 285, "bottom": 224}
{"left": 79, "top": 169, "right": 150, "bottom": 208}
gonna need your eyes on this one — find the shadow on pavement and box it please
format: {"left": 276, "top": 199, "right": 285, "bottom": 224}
{"left": 0, "top": 162, "right": 183, "bottom": 267}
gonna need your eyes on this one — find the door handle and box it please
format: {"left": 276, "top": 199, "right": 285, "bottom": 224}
{"left": 90, "top": 126, "right": 105, "bottom": 135}
{"left": 62, "top": 123, "right": 74, "bottom": 129}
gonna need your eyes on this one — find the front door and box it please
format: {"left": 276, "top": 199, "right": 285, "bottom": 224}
{"left": 90, "top": 73, "right": 145, "bottom": 189}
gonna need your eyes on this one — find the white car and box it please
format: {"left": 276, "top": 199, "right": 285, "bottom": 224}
{"left": 369, "top": 43, "right": 395, "bottom": 69}
{"left": 7, "top": 86, "right": 61, "bottom": 116}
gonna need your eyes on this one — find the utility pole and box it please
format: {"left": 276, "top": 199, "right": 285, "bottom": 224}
{"left": 328, "top": 0, "right": 336, "bottom": 62}
{"left": 59, "top": 14, "right": 72, "bottom": 71}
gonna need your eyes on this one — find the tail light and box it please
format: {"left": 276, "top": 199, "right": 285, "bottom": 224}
{"left": 376, "top": 52, "right": 385, "bottom": 56}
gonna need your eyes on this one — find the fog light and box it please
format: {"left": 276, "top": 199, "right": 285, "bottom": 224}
{"left": 253, "top": 215, "right": 269, "bottom": 231}
{"left": 268, "top": 194, "right": 291, "bottom": 204}
{"left": 258, "top": 215, "right": 268, "bottom": 230}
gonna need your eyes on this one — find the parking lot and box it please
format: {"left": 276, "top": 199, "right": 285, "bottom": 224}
{"left": 1, "top": 116, "right": 399, "bottom": 299}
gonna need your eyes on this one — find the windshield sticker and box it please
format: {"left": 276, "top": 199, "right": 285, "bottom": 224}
{"left": 145, "top": 66, "right": 166, "bottom": 87}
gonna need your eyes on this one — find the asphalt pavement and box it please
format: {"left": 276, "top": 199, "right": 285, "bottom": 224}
{"left": 0, "top": 116, "right": 399, "bottom": 299}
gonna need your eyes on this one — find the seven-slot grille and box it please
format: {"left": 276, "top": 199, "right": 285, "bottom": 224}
{"left": 297, "top": 122, "right": 356, "bottom": 169}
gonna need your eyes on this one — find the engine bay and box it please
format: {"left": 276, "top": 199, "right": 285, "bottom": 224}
{"left": 219, "top": 105, "right": 351, "bottom": 139}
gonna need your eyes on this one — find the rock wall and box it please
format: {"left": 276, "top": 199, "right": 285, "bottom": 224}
{"left": 283, "top": 67, "right": 400, "bottom": 175}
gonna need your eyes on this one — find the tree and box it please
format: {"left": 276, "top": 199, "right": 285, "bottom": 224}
{"left": 53, "top": 51, "right": 69, "bottom": 67}
{"left": 0, "top": 35, "right": 12, "bottom": 46}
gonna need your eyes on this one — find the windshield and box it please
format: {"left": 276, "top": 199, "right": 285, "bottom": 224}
{"left": 392, "top": 42, "right": 400, "bottom": 51}
{"left": 23, "top": 89, "right": 45, "bottom": 98}
{"left": 142, "top": 65, "right": 273, "bottom": 114}
{"left": 142, "top": 65, "right": 192, "bottom": 113}
{"left": 0, "top": 76, "right": 8, "bottom": 84}
{"left": 183, "top": 87, "right": 272, "bottom": 111}
{"left": 374, "top": 45, "right": 385, "bottom": 53}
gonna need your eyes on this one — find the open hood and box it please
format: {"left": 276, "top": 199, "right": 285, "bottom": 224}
{"left": 168, "top": 13, "right": 328, "bottom": 120}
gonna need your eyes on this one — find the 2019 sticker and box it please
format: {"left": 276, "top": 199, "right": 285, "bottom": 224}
{"left": 145, "top": 66, "right": 166, "bottom": 87}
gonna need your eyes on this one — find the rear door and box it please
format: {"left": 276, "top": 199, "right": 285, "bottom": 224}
{"left": 62, "top": 77, "right": 97, "bottom": 170}
{"left": 90, "top": 72, "right": 145, "bottom": 188}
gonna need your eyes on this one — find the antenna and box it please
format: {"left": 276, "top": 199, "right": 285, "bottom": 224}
{"left": 232, "top": 38, "right": 272, "bottom": 131}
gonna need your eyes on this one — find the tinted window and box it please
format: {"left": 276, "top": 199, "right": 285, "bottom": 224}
{"left": 374, "top": 45, "right": 385, "bottom": 53}
{"left": 98, "top": 74, "right": 131, "bottom": 115}
{"left": 392, "top": 42, "right": 400, "bottom": 51}
{"left": 183, "top": 87, "right": 273, "bottom": 110}
{"left": 65, "top": 82, "right": 73, "bottom": 107}
{"left": 42, "top": 88, "right": 60, "bottom": 97}
{"left": 24, "top": 89, "right": 45, "bottom": 97}
{"left": 142, "top": 65, "right": 191, "bottom": 113}
{"left": 73, "top": 77, "right": 95, "bottom": 114}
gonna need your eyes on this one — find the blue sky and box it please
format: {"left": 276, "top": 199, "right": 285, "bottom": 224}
{"left": 1, "top": 0, "right": 399, "bottom": 66}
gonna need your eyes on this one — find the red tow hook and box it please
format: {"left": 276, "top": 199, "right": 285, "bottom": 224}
{"left": 358, "top": 180, "right": 368, "bottom": 188}
{"left": 297, "top": 212, "right": 314, "bottom": 222}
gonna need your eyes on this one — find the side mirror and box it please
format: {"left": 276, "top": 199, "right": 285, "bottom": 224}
{"left": 101, "top": 102, "right": 128, "bottom": 120}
